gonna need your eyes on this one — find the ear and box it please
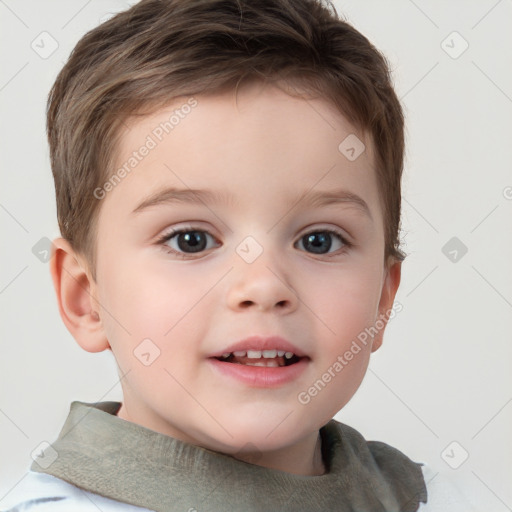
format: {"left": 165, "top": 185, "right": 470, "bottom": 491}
{"left": 49, "top": 237, "right": 110, "bottom": 353}
{"left": 371, "top": 258, "right": 402, "bottom": 353}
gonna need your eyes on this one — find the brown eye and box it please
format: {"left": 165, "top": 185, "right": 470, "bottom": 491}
{"left": 173, "top": 231, "right": 208, "bottom": 253}
{"left": 159, "top": 228, "right": 219, "bottom": 256}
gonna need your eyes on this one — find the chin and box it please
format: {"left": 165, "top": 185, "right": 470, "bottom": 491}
{"left": 196, "top": 412, "right": 315, "bottom": 455}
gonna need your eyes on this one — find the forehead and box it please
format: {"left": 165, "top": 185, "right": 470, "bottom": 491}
{"left": 102, "top": 82, "right": 380, "bottom": 222}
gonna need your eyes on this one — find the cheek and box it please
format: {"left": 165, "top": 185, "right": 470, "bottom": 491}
{"left": 101, "top": 257, "right": 179, "bottom": 326}
{"left": 301, "top": 263, "right": 382, "bottom": 414}
{"left": 98, "top": 257, "right": 216, "bottom": 361}
{"left": 302, "top": 262, "right": 382, "bottom": 344}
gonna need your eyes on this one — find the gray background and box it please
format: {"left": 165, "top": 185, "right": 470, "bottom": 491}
{"left": 1, "top": 0, "right": 511, "bottom": 509}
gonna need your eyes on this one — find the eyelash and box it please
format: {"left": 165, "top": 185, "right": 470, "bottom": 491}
{"left": 155, "top": 227, "right": 353, "bottom": 259}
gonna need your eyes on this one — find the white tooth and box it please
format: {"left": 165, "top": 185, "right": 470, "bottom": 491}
{"left": 284, "top": 352, "right": 294, "bottom": 359}
{"left": 247, "top": 350, "right": 262, "bottom": 359}
{"left": 244, "top": 359, "right": 279, "bottom": 367}
{"left": 233, "top": 351, "right": 247, "bottom": 357}
{"left": 277, "top": 350, "right": 285, "bottom": 357}
{"left": 262, "top": 349, "right": 277, "bottom": 358}
{"left": 221, "top": 353, "right": 231, "bottom": 358}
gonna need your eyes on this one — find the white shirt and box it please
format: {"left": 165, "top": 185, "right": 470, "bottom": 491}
{"left": 1, "top": 465, "right": 476, "bottom": 511}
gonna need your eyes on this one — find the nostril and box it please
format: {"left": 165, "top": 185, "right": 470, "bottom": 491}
{"left": 237, "top": 299, "right": 290, "bottom": 309}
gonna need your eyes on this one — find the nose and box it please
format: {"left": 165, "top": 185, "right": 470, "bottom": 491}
{"left": 226, "top": 251, "right": 299, "bottom": 314}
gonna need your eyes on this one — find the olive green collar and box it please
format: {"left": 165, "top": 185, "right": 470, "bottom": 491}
{"left": 31, "top": 401, "right": 427, "bottom": 511}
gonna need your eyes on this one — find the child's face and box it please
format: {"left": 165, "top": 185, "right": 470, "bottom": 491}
{"left": 88, "top": 81, "right": 400, "bottom": 465}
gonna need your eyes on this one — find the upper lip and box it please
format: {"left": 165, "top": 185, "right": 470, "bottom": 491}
{"left": 209, "top": 336, "right": 308, "bottom": 358}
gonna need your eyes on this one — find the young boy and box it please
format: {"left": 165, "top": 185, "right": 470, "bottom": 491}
{"left": 1, "top": 0, "right": 472, "bottom": 510}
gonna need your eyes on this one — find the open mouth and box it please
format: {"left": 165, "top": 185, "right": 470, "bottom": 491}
{"left": 214, "top": 349, "right": 303, "bottom": 368}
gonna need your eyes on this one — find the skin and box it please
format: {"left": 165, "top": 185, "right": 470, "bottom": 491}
{"left": 51, "top": 80, "right": 401, "bottom": 477}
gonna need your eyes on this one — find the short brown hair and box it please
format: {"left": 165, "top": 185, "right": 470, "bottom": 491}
{"left": 47, "top": 0, "right": 406, "bottom": 277}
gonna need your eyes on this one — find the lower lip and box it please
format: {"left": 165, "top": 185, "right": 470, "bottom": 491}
{"left": 208, "top": 358, "right": 309, "bottom": 388}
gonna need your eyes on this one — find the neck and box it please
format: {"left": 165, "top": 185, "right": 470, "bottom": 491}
{"left": 231, "top": 430, "right": 325, "bottom": 476}
{"left": 117, "top": 402, "right": 325, "bottom": 476}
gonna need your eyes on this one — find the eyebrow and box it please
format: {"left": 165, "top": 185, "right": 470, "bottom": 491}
{"left": 132, "top": 187, "right": 234, "bottom": 213}
{"left": 132, "top": 186, "right": 372, "bottom": 220}
{"left": 295, "top": 188, "right": 373, "bottom": 220}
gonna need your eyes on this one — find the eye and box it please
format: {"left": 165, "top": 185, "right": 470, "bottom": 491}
{"left": 157, "top": 228, "right": 219, "bottom": 257}
{"left": 295, "top": 229, "right": 351, "bottom": 255}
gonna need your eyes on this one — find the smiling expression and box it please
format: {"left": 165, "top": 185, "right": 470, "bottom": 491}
{"left": 85, "top": 80, "right": 400, "bottom": 472}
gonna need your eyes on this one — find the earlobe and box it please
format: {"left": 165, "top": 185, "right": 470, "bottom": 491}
{"left": 49, "top": 238, "right": 110, "bottom": 353}
{"left": 371, "top": 259, "right": 402, "bottom": 353}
